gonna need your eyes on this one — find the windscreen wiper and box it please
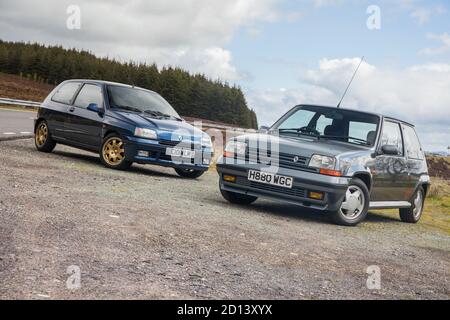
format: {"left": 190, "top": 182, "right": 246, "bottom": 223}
{"left": 319, "top": 135, "right": 370, "bottom": 145}
{"left": 278, "top": 126, "right": 320, "bottom": 137}
{"left": 143, "top": 110, "right": 182, "bottom": 121}
{"left": 111, "top": 105, "right": 142, "bottom": 113}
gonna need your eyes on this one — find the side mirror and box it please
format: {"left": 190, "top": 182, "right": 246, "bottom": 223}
{"left": 87, "top": 103, "right": 103, "bottom": 114}
{"left": 259, "top": 125, "right": 270, "bottom": 133}
{"left": 381, "top": 145, "right": 399, "bottom": 156}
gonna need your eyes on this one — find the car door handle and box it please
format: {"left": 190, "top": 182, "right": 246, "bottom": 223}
{"left": 69, "top": 106, "right": 75, "bottom": 112}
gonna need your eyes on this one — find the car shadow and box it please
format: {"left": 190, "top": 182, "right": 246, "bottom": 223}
{"left": 212, "top": 198, "right": 402, "bottom": 226}
{"left": 251, "top": 201, "right": 331, "bottom": 224}
{"left": 365, "top": 211, "right": 401, "bottom": 223}
{"left": 52, "top": 149, "right": 179, "bottom": 179}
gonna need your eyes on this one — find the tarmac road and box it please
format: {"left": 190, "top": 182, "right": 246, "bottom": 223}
{"left": 0, "top": 138, "right": 449, "bottom": 299}
{"left": 0, "top": 108, "right": 36, "bottom": 139}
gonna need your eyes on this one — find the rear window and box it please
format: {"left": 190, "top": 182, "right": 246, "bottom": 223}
{"left": 52, "top": 82, "right": 81, "bottom": 104}
{"left": 403, "top": 125, "right": 424, "bottom": 160}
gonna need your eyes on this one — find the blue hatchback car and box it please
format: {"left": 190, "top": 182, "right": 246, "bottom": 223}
{"left": 34, "top": 79, "right": 213, "bottom": 178}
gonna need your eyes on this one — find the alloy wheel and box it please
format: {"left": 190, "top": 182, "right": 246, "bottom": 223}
{"left": 339, "top": 185, "right": 366, "bottom": 220}
{"left": 35, "top": 122, "right": 48, "bottom": 147}
{"left": 413, "top": 190, "right": 424, "bottom": 218}
{"left": 102, "top": 137, "right": 125, "bottom": 166}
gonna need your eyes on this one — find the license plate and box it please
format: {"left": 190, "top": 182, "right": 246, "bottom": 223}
{"left": 248, "top": 170, "right": 293, "bottom": 189}
{"left": 165, "top": 148, "right": 195, "bottom": 159}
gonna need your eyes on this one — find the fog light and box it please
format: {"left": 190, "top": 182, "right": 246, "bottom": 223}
{"left": 137, "top": 150, "right": 149, "bottom": 157}
{"left": 308, "top": 191, "right": 324, "bottom": 200}
{"left": 223, "top": 175, "right": 236, "bottom": 183}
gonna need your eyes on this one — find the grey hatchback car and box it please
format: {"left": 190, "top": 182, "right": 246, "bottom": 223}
{"left": 216, "top": 104, "right": 430, "bottom": 226}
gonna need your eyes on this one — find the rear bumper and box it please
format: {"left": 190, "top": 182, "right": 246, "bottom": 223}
{"left": 216, "top": 162, "right": 350, "bottom": 211}
{"left": 124, "top": 136, "right": 212, "bottom": 171}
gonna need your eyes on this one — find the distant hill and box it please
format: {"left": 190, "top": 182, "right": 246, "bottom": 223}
{"left": 427, "top": 156, "right": 450, "bottom": 180}
{"left": 0, "top": 72, "right": 53, "bottom": 101}
{"left": 0, "top": 40, "right": 258, "bottom": 129}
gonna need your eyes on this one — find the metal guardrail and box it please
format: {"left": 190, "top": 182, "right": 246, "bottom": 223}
{"left": 0, "top": 97, "right": 41, "bottom": 108}
{"left": 0, "top": 97, "right": 250, "bottom": 133}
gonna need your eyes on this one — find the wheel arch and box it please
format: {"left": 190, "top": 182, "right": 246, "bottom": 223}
{"left": 103, "top": 129, "right": 121, "bottom": 139}
{"left": 352, "top": 172, "right": 372, "bottom": 192}
{"left": 34, "top": 117, "right": 46, "bottom": 131}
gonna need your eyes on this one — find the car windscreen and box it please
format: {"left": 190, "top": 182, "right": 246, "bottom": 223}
{"left": 106, "top": 85, "right": 181, "bottom": 119}
{"left": 273, "top": 106, "right": 380, "bottom": 146}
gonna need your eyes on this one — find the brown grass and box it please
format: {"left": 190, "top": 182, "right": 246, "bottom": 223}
{"left": 0, "top": 72, "right": 54, "bottom": 102}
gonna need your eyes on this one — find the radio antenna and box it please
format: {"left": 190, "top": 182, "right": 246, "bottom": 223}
{"left": 337, "top": 56, "right": 364, "bottom": 108}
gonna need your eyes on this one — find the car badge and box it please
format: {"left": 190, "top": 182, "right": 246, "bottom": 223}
{"left": 178, "top": 135, "right": 183, "bottom": 141}
{"left": 293, "top": 156, "right": 300, "bottom": 163}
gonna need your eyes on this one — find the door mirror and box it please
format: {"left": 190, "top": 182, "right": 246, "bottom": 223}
{"left": 259, "top": 125, "right": 270, "bottom": 133}
{"left": 381, "top": 145, "right": 399, "bottom": 155}
{"left": 87, "top": 103, "right": 103, "bottom": 114}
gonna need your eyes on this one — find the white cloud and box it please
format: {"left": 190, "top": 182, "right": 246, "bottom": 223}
{"left": 246, "top": 58, "right": 450, "bottom": 151}
{"left": 286, "top": 11, "right": 303, "bottom": 23}
{"left": 0, "top": 0, "right": 280, "bottom": 81}
{"left": 419, "top": 33, "right": 450, "bottom": 56}
{"left": 312, "top": 0, "right": 342, "bottom": 7}
{"left": 396, "top": 0, "right": 446, "bottom": 26}
{"left": 410, "top": 7, "right": 433, "bottom": 25}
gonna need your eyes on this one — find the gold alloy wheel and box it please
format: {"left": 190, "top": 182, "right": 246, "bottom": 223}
{"left": 102, "top": 137, "right": 125, "bottom": 166}
{"left": 35, "top": 122, "right": 48, "bottom": 147}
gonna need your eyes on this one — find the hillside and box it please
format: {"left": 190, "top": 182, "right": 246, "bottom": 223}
{"left": 0, "top": 40, "right": 258, "bottom": 128}
{"left": 0, "top": 72, "right": 53, "bottom": 101}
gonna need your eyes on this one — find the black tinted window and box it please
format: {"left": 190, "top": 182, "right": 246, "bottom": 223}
{"left": 52, "top": 82, "right": 81, "bottom": 104}
{"left": 107, "top": 85, "right": 180, "bottom": 119}
{"left": 274, "top": 106, "right": 379, "bottom": 146}
{"left": 403, "top": 125, "right": 424, "bottom": 159}
{"left": 380, "top": 121, "right": 403, "bottom": 156}
{"left": 74, "top": 84, "right": 103, "bottom": 109}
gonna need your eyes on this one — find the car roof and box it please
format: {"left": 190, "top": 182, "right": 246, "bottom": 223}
{"left": 61, "top": 79, "right": 155, "bottom": 93}
{"left": 298, "top": 104, "right": 415, "bottom": 127}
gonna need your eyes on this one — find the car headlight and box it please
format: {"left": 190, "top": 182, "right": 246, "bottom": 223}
{"left": 309, "top": 154, "right": 336, "bottom": 170}
{"left": 309, "top": 154, "right": 342, "bottom": 176}
{"left": 224, "top": 140, "right": 247, "bottom": 157}
{"left": 201, "top": 134, "right": 212, "bottom": 147}
{"left": 134, "top": 127, "right": 157, "bottom": 140}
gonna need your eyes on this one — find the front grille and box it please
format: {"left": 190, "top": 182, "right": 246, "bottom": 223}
{"left": 159, "top": 140, "right": 202, "bottom": 149}
{"left": 235, "top": 177, "right": 306, "bottom": 198}
{"left": 238, "top": 149, "right": 318, "bottom": 173}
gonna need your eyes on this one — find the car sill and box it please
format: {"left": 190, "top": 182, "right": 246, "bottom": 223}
{"left": 369, "top": 201, "right": 411, "bottom": 209}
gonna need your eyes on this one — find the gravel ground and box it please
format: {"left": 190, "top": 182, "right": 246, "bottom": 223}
{"left": 0, "top": 139, "right": 449, "bottom": 300}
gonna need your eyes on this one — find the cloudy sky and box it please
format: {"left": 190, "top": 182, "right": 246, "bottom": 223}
{"left": 0, "top": 0, "right": 449, "bottom": 151}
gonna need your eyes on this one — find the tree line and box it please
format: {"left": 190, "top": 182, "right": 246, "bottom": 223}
{"left": 0, "top": 40, "right": 258, "bottom": 129}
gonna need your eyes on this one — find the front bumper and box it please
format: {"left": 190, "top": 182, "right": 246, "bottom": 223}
{"left": 216, "top": 161, "right": 350, "bottom": 211}
{"left": 124, "top": 136, "right": 212, "bottom": 171}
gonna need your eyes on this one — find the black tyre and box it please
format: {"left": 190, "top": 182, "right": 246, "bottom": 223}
{"left": 220, "top": 183, "right": 258, "bottom": 205}
{"left": 399, "top": 186, "right": 425, "bottom": 223}
{"left": 100, "top": 134, "right": 132, "bottom": 170}
{"left": 35, "top": 120, "right": 56, "bottom": 153}
{"left": 329, "top": 178, "right": 370, "bottom": 226}
{"left": 174, "top": 168, "right": 205, "bottom": 179}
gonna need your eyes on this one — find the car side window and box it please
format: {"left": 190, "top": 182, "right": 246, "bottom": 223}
{"left": 380, "top": 121, "right": 404, "bottom": 156}
{"left": 402, "top": 125, "right": 424, "bottom": 160}
{"left": 51, "top": 82, "right": 82, "bottom": 105}
{"left": 74, "top": 84, "right": 104, "bottom": 109}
